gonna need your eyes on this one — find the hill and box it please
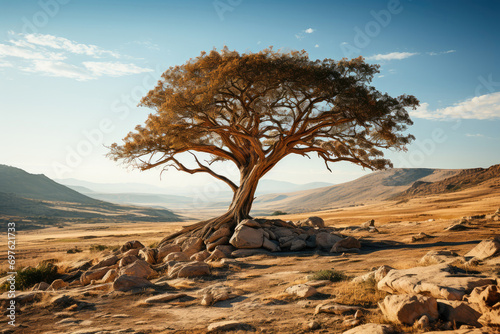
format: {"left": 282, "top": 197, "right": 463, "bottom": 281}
{"left": 0, "top": 165, "right": 181, "bottom": 223}
{"left": 252, "top": 168, "right": 461, "bottom": 214}
{"left": 395, "top": 163, "right": 500, "bottom": 200}
{"left": 0, "top": 164, "right": 98, "bottom": 204}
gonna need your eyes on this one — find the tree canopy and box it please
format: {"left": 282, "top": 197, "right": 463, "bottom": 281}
{"left": 109, "top": 47, "right": 418, "bottom": 239}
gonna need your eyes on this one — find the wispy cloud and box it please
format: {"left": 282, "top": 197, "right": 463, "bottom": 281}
{"left": 296, "top": 28, "right": 315, "bottom": 39}
{"left": 314, "top": 44, "right": 319, "bottom": 48}
{"left": 21, "top": 33, "right": 121, "bottom": 58}
{"left": 366, "top": 52, "right": 418, "bottom": 61}
{"left": 465, "top": 133, "right": 484, "bottom": 137}
{"left": 84, "top": 62, "right": 153, "bottom": 77}
{"left": 1, "top": 32, "right": 152, "bottom": 80}
{"left": 410, "top": 92, "right": 500, "bottom": 120}
{"left": 427, "top": 50, "right": 456, "bottom": 56}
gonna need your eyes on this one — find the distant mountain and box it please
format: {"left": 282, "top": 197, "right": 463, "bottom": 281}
{"left": 0, "top": 165, "right": 181, "bottom": 222}
{"left": 0, "top": 164, "right": 98, "bottom": 204}
{"left": 395, "top": 164, "right": 500, "bottom": 200}
{"left": 253, "top": 168, "right": 461, "bottom": 214}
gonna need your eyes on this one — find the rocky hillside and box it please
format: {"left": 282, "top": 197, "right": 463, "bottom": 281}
{"left": 253, "top": 168, "right": 460, "bottom": 214}
{"left": 395, "top": 164, "right": 500, "bottom": 200}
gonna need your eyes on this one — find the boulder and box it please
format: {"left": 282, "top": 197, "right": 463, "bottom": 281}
{"left": 272, "top": 227, "right": 294, "bottom": 239}
{"left": 90, "top": 255, "right": 118, "bottom": 270}
{"left": 229, "top": 225, "right": 264, "bottom": 249}
{"left": 164, "top": 252, "right": 190, "bottom": 262}
{"left": 119, "top": 259, "right": 157, "bottom": 279}
{"left": 302, "top": 216, "right": 325, "bottom": 228}
{"left": 437, "top": 300, "right": 482, "bottom": 327}
{"left": 112, "top": 275, "right": 154, "bottom": 292}
{"left": 33, "top": 281, "right": 50, "bottom": 291}
{"left": 120, "top": 240, "right": 144, "bottom": 253}
{"left": 239, "top": 219, "right": 261, "bottom": 228}
{"left": 379, "top": 294, "right": 439, "bottom": 325}
{"left": 479, "top": 309, "right": 500, "bottom": 326}
{"left": 377, "top": 264, "right": 495, "bottom": 300}
{"left": 138, "top": 248, "right": 157, "bottom": 264}
{"left": 123, "top": 248, "right": 141, "bottom": 257}
{"left": 342, "top": 323, "right": 396, "bottom": 334}
{"left": 181, "top": 237, "right": 204, "bottom": 257}
{"left": 352, "top": 265, "right": 394, "bottom": 284}
{"left": 231, "top": 248, "right": 269, "bottom": 258}
{"left": 285, "top": 284, "right": 317, "bottom": 298}
{"left": 420, "top": 250, "right": 461, "bottom": 265}
{"left": 465, "top": 238, "right": 500, "bottom": 260}
{"left": 206, "top": 236, "right": 230, "bottom": 252}
{"left": 190, "top": 250, "right": 211, "bottom": 262}
{"left": 206, "top": 227, "right": 231, "bottom": 244}
{"left": 290, "top": 239, "right": 307, "bottom": 251}
{"left": 466, "top": 285, "right": 500, "bottom": 314}
{"left": 207, "top": 321, "right": 254, "bottom": 333}
{"left": 168, "top": 261, "right": 210, "bottom": 278}
{"left": 316, "top": 232, "right": 343, "bottom": 250}
{"left": 410, "top": 232, "right": 431, "bottom": 243}
{"left": 331, "top": 236, "right": 361, "bottom": 253}
{"left": 49, "top": 279, "right": 68, "bottom": 290}
{"left": 205, "top": 249, "right": 228, "bottom": 262}
{"left": 156, "top": 244, "right": 182, "bottom": 262}
{"left": 67, "top": 259, "right": 92, "bottom": 272}
{"left": 80, "top": 267, "right": 110, "bottom": 286}
{"left": 198, "top": 284, "right": 237, "bottom": 306}
{"left": 262, "top": 237, "right": 281, "bottom": 252}
{"left": 215, "top": 245, "right": 235, "bottom": 256}
{"left": 118, "top": 255, "right": 138, "bottom": 268}
{"left": 99, "top": 269, "right": 118, "bottom": 283}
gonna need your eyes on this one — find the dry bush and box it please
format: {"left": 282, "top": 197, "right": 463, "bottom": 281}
{"left": 330, "top": 277, "right": 388, "bottom": 308}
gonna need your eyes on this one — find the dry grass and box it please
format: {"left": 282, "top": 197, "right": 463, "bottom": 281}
{"left": 328, "top": 278, "right": 388, "bottom": 308}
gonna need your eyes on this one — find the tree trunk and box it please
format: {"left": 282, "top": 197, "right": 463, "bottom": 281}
{"left": 157, "top": 165, "right": 262, "bottom": 247}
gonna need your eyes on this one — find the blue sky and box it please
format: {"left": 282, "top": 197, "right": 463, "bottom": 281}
{"left": 1, "top": 0, "right": 499, "bottom": 190}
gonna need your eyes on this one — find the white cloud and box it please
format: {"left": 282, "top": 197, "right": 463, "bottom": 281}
{"left": 84, "top": 61, "right": 153, "bottom": 77}
{"left": 0, "top": 32, "right": 152, "bottom": 80}
{"left": 22, "top": 33, "right": 121, "bottom": 58}
{"left": 0, "top": 43, "right": 66, "bottom": 60}
{"left": 428, "top": 50, "right": 456, "bottom": 56}
{"left": 295, "top": 34, "right": 304, "bottom": 40}
{"left": 304, "top": 28, "right": 315, "bottom": 34}
{"left": 465, "top": 133, "right": 484, "bottom": 137}
{"left": 366, "top": 52, "right": 418, "bottom": 61}
{"left": 23, "top": 60, "right": 94, "bottom": 81}
{"left": 410, "top": 92, "right": 500, "bottom": 120}
{"left": 314, "top": 44, "right": 319, "bottom": 48}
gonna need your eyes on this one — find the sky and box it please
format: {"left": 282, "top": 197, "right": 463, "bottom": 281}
{"left": 1, "top": 0, "right": 499, "bottom": 192}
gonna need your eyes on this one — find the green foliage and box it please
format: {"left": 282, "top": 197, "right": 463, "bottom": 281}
{"left": 1, "top": 263, "right": 58, "bottom": 291}
{"left": 89, "top": 244, "right": 108, "bottom": 252}
{"left": 270, "top": 210, "right": 287, "bottom": 216}
{"left": 309, "top": 269, "right": 346, "bottom": 282}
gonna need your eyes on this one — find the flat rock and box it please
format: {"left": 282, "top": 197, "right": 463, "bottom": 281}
{"left": 465, "top": 238, "right": 500, "bottom": 260}
{"left": 315, "top": 303, "right": 362, "bottom": 315}
{"left": 343, "top": 323, "right": 396, "bottom": 334}
{"left": 285, "top": 284, "right": 317, "bottom": 298}
{"left": 437, "top": 299, "right": 482, "bottom": 327}
{"left": 112, "top": 275, "right": 154, "bottom": 292}
{"left": 379, "top": 294, "right": 439, "bottom": 325}
{"left": 165, "top": 252, "right": 190, "bottom": 262}
{"left": 156, "top": 244, "right": 182, "bottom": 262}
{"left": 231, "top": 248, "right": 270, "bottom": 258}
{"left": 81, "top": 267, "right": 110, "bottom": 286}
{"left": 207, "top": 320, "right": 254, "bottom": 332}
{"left": 378, "top": 264, "right": 495, "bottom": 300}
{"left": 144, "top": 292, "right": 186, "bottom": 303}
{"left": 420, "top": 250, "right": 462, "bottom": 264}
{"left": 168, "top": 261, "right": 210, "bottom": 278}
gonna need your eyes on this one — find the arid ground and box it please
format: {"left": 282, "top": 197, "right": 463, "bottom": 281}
{"left": 1, "top": 179, "right": 499, "bottom": 334}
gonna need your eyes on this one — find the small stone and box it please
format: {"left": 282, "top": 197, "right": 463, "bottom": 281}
{"left": 285, "top": 284, "right": 317, "bottom": 298}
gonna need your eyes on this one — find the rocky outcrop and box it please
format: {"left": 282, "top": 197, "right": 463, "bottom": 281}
{"left": 379, "top": 294, "right": 439, "bottom": 325}
{"left": 377, "top": 264, "right": 495, "bottom": 300}
{"left": 465, "top": 238, "right": 500, "bottom": 260}
{"left": 112, "top": 275, "right": 154, "bottom": 292}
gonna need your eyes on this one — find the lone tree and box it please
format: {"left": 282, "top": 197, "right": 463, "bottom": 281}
{"left": 108, "top": 48, "right": 418, "bottom": 244}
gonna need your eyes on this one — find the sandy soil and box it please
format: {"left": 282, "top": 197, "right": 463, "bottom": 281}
{"left": 0, "top": 185, "right": 499, "bottom": 334}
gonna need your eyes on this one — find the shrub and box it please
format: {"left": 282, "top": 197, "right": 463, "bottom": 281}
{"left": 270, "top": 211, "right": 287, "bottom": 216}
{"left": 1, "top": 263, "right": 58, "bottom": 291}
{"left": 308, "top": 269, "right": 346, "bottom": 282}
{"left": 89, "top": 244, "right": 108, "bottom": 252}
